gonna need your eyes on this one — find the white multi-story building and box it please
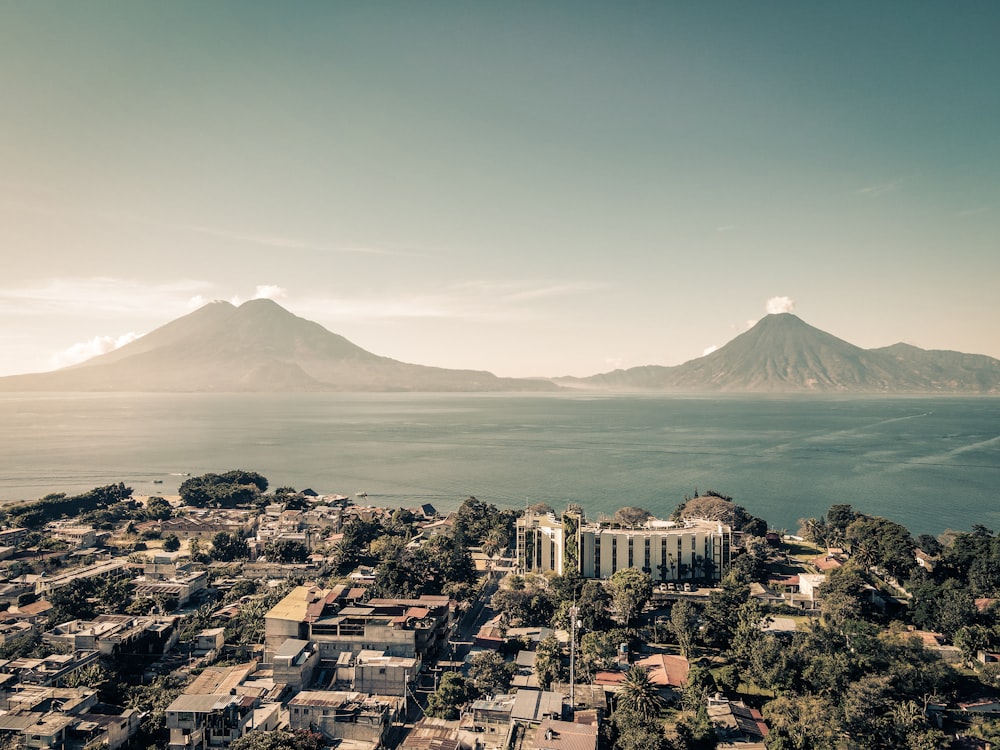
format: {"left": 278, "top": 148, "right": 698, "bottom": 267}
{"left": 516, "top": 510, "right": 731, "bottom": 582}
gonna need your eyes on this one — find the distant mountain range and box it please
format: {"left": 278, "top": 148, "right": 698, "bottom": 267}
{"left": 556, "top": 313, "right": 1000, "bottom": 394}
{"left": 1, "top": 302, "right": 998, "bottom": 394}
{"left": 0, "top": 299, "right": 557, "bottom": 392}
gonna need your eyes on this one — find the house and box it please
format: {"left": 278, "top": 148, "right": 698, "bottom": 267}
{"left": 471, "top": 694, "right": 516, "bottom": 734}
{"left": 401, "top": 716, "right": 467, "bottom": 750}
{"left": 634, "top": 653, "right": 690, "bottom": 692}
{"left": 905, "top": 630, "right": 962, "bottom": 663}
{"left": 525, "top": 719, "right": 598, "bottom": 750}
{"left": 164, "top": 663, "right": 277, "bottom": 750}
{"left": 288, "top": 690, "right": 403, "bottom": 746}
{"left": 272, "top": 638, "right": 318, "bottom": 691}
{"left": 48, "top": 524, "right": 100, "bottom": 550}
{"left": 196, "top": 627, "right": 227, "bottom": 654}
{"left": 131, "top": 569, "right": 208, "bottom": 607}
{"left": 350, "top": 650, "right": 418, "bottom": 696}
{"left": 165, "top": 692, "right": 258, "bottom": 750}
{"left": 707, "top": 694, "right": 769, "bottom": 745}
{"left": 0, "top": 650, "right": 101, "bottom": 687}
{"left": 914, "top": 548, "right": 938, "bottom": 572}
{"left": 264, "top": 586, "right": 452, "bottom": 663}
{"left": 511, "top": 690, "right": 565, "bottom": 724}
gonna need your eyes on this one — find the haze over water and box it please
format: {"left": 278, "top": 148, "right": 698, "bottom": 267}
{"left": 2, "top": 393, "right": 997, "bottom": 536}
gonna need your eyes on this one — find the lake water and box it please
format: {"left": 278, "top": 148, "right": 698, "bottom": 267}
{"left": 1, "top": 392, "right": 997, "bottom": 536}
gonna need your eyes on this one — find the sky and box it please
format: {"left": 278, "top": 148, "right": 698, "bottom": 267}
{"left": 2, "top": 1, "right": 999, "bottom": 378}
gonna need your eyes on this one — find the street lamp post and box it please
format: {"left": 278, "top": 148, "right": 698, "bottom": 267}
{"left": 568, "top": 605, "right": 580, "bottom": 711}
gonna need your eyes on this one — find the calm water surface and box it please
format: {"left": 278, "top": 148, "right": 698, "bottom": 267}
{"left": 1, "top": 392, "right": 997, "bottom": 535}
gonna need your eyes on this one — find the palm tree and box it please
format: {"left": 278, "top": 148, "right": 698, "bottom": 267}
{"left": 482, "top": 527, "right": 506, "bottom": 568}
{"left": 616, "top": 664, "right": 666, "bottom": 722}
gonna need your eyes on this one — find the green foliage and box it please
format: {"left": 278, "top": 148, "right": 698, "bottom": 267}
{"left": 425, "top": 672, "right": 470, "bottom": 719}
{"left": 229, "top": 729, "right": 325, "bottom": 750}
{"left": 580, "top": 629, "right": 624, "bottom": 676}
{"left": 617, "top": 664, "right": 667, "bottom": 722}
{"left": 939, "top": 525, "right": 1000, "bottom": 597}
{"left": 701, "top": 570, "right": 750, "bottom": 648}
{"left": 265, "top": 539, "right": 308, "bottom": 563}
{"left": 845, "top": 515, "right": 915, "bottom": 581}
{"left": 145, "top": 496, "right": 173, "bottom": 520}
{"left": 534, "top": 634, "right": 566, "bottom": 689}
{"left": 6, "top": 482, "right": 132, "bottom": 529}
{"left": 454, "top": 496, "right": 517, "bottom": 548}
{"left": 126, "top": 672, "right": 189, "bottom": 743}
{"left": 48, "top": 581, "right": 97, "bottom": 624}
{"left": 491, "top": 585, "right": 555, "bottom": 627}
{"left": 763, "top": 694, "right": 840, "bottom": 750}
{"left": 468, "top": 650, "right": 516, "bottom": 697}
{"left": 908, "top": 577, "right": 978, "bottom": 638}
{"left": 669, "top": 599, "right": 699, "bottom": 658}
{"left": 608, "top": 568, "right": 653, "bottom": 628}
{"left": 162, "top": 533, "right": 181, "bottom": 552}
{"left": 610, "top": 705, "right": 669, "bottom": 750}
{"left": 211, "top": 531, "right": 250, "bottom": 562}
{"left": 179, "top": 470, "right": 268, "bottom": 508}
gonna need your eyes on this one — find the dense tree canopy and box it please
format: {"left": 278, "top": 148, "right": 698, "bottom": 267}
{"left": 608, "top": 568, "right": 653, "bottom": 628}
{"left": 179, "top": 470, "right": 268, "bottom": 508}
{"left": 211, "top": 531, "right": 250, "bottom": 562}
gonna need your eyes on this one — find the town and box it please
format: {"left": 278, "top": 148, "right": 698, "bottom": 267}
{"left": 0, "top": 472, "right": 996, "bottom": 750}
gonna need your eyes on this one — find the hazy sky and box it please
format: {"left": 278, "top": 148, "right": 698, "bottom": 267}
{"left": 2, "top": 2, "right": 998, "bottom": 378}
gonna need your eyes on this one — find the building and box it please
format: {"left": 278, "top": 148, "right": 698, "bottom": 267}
{"left": 288, "top": 690, "right": 404, "bottom": 746}
{"left": 516, "top": 510, "right": 731, "bottom": 582}
{"left": 264, "top": 585, "right": 452, "bottom": 663}
{"left": 165, "top": 663, "right": 280, "bottom": 750}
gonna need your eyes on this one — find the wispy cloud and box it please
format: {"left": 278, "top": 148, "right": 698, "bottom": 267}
{"left": 296, "top": 279, "right": 607, "bottom": 324}
{"left": 0, "top": 196, "right": 419, "bottom": 259}
{"left": 179, "top": 224, "right": 417, "bottom": 257}
{"left": 956, "top": 206, "right": 991, "bottom": 218}
{"left": 51, "top": 332, "right": 141, "bottom": 369}
{"left": 855, "top": 176, "right": 913, "bottom": 197}
{"left": 0, "top": 277, "right": 216, "bottom": 317}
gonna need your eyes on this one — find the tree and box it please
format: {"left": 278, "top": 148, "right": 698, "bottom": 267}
{"left": 180, "top": 470, "right": 268, "bottom": 508}
{"left": 701, "top": 571, "right": 750, "bottom": 649}
{"left": 763, "top": 695, "right": 840, "bottom": 750}
{"left": 845, "top": 516, "right": 915, "bottom": 581}
{"left": 669, "top": 600, "right": 699, "bottom": 658}
{"left": 468, "top": 650, "right": 516, "bottom": 697}
{"left": 825, "top": 504, "right": 857, "bottom": 539}
{"left": 265, "top": 539, "right": 308, "bottom": 564}
{"left": 229, "top": 729, "right": 325, "bottom": 750}
{"left": 580, "top": 630, "right": 623, "bottom": 676}
{"left": 145, "top": 496, "right": 173, "bottom": 520}
{"left": 615, "top": 507, "right": 652, "bottom": 527}
{"left": 211, "top": 532, "right": 249, "bottom": 562}
{"left": 162, "top": 533, "right": 180, "bottom": 552}
{"left": 610, "top": 705, "right": 668, "bottom": 750}
{"left": 608, "top": 568, "right": 653, "bottom": 628}
{"left": 534, "top": 634, "right": 566, "bottom": 689}
{"left": 426, "top": 672, "right": 470, "bottom": 719}
{"left": 617, "top": 664, "right": 666, "bottom": 722}
{"left": 48, "top": 581, "right": 96, "bottom": 624}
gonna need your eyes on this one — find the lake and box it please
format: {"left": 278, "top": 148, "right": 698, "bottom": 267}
{"left": 1, "top": 392, "right": 997, "bottom": 536}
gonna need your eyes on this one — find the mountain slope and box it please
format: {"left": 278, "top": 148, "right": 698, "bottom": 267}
{"left": 0, "top": 299, "right": 558, "bottom": 393}
{"left": 558, "top": 314, "right": 1000, "bottom": 394}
